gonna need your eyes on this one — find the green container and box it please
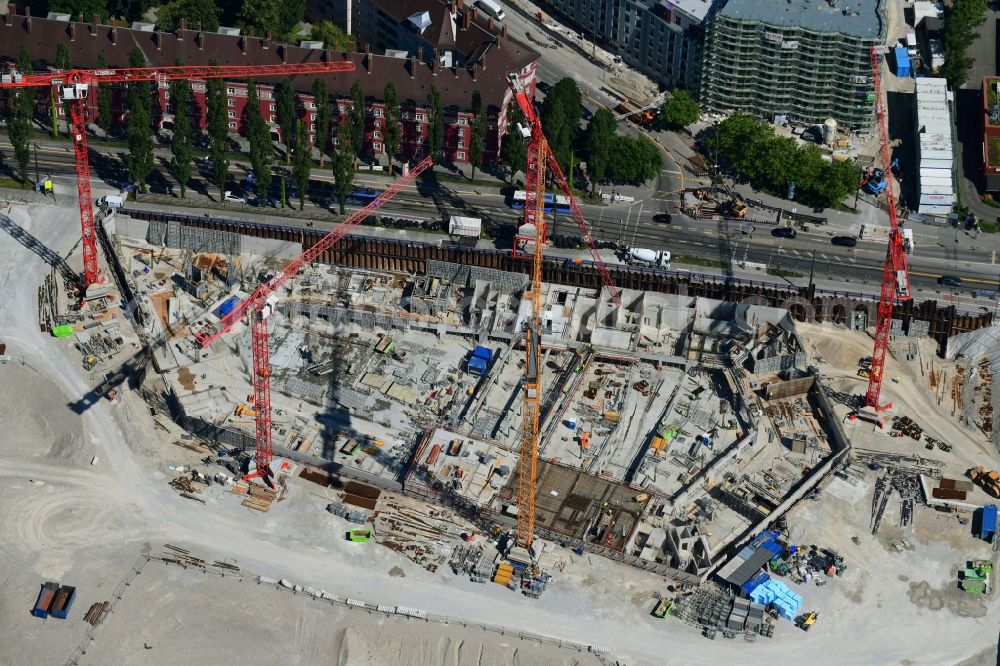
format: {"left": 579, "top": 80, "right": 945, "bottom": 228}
{"left": 349, "top": 528, "right": 372, "bottom": 543}
{"left": 964, "top": 568, "right": 985, "bottom": 582}
{"left": 52, "top": 324, "right": 74, "bottom": 338}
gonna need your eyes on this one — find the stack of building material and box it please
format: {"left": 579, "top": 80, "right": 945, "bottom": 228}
{"left": 748, "top": 578, "right": 802, "bottom": 620}
{"left": 84, "top": 601, "right": 110, "bottom": 626}
{"left": 914, "top": 78, "right": 954, "bottom": 216}
{"left": 493, "top": 563, "right": 514, "bottom": 586}
{"left": 242, "top": 483, "right": 277, "bottom": 512}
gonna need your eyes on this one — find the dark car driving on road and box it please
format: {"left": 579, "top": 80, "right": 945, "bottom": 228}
{"left": 831, "top": 236, "right": 857, "bottom": 247}
{"left": 937, "top": 275, "right": 963, "bottom": 288}
{"left": 772, "top": 227, "right": 797, "bottom": 239}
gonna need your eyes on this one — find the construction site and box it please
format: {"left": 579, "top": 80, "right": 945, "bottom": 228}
{"left": 4, "top": 48, "right": 1000, "bottom": 666}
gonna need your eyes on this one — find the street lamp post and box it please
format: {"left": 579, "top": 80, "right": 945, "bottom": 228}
{"left": 713, "top": 121, "right": 720, "bottom": 182}
{"left": 33, "top": 142, "right": 38, "bottom": 183}
{"left": 808, "top": 248, "right": 817, "bottom": 290}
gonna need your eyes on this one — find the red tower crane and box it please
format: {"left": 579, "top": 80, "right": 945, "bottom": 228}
{"left": 0, "top": 60, "right": 356, "bottom": 289}
{"left": 506, "top": 75, "right": 621, "bottom": 549}
{"left": 196, "top": 156, "right": 435, "bottom": 482}
{"left": 866, "top": 45, "right": 911, "bottom": 411}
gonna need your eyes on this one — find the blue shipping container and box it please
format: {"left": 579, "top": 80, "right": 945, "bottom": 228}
{"left": 217, "top": 295, "right": 241, "bottom": 317}
{"left": 468, "top": 355, "right": 488, "bottom": 375}
{"left": 472, "top": 345, "right": 493, "bottom": 361}
{"left": 894, "top": 47, "right": 911, "bottom": 77}
{"left": 979, "top": 505, "right": 998, "bottom": 541}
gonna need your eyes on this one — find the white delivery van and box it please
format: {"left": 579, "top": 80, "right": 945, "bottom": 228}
{"left": 98, "top": 194, "right": 124, "bottom": 209}
{"left": 476, "top": 0, "right": 506, "bottom": 21}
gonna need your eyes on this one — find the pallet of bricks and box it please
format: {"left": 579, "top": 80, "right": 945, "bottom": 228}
{"left": 237, "top": 481, "right": 278, "bottom": 511}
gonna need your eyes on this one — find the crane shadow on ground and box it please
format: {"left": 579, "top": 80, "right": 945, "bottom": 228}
{"left": 0, "top": 211, "right": 79, "bottom": 285}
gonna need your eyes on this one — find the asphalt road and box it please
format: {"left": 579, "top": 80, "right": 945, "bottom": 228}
{"left": 22, "top": 139, "right": 1000, "bottom": 298}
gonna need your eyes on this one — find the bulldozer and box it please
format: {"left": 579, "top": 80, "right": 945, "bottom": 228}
{"left": 969, "top": 466, "right": 1000, "bottom": 497}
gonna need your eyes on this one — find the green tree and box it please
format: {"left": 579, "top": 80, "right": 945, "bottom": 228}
{"left": 540, "top": 78, "right": 582, "bottom": 172}
{"left": 169, "top": 77, "right": 194, "bottom": 197}
{"left": 238, "top": 0, "right": 280, "bottom": 37}
{"left": 758, "top": 135, "right": 798, "bottom": 192}
{"left": 820, "top": 158, "right": 862, "bottom": 206}
{"left": 245, "top": 80, "right": 274, "bottom": 207}
{"left": 155, "top": 0, "right": 221, "bottom": 32}
{"left": 790, "top": 144, "right": 826, "bottom": 200}
{"left": 658, "top": 90, "right": 700, "bottom": 128}
{"left": 312, "top": 78, "right": 332, "bottom": 167}
{"left": 330, "top": 136, "right": 355, "bottom": 214}
{"left": 309, "top": 20, "right": 354, "bottom": 50}
{"left": 468, "top": 91, "right": 486, "bottom": 181}
{"left": 347, "top": 81, "right": 366, "bottom": 160}
{"left": 499, "top": 105, "right": 527, "bottom": 184}
{"left": 605, "top": 135, "right": 660, "bottom": 184}
{"left": 237, "top": 0, "right": 304, "bottom": 42}
{"left": 8, "top": 43, "right": 33, "bottom": 187}
{"left": 96, "top": 52, "right": 113, "bottom": 135}
{"left": 47, "top": 0, "right": 108, "bottom": 22}
{"left": 51, "top": 42, "right": 71, "bottom": 138}
{"left": 276, "top": 78, "right": 297, "bottom": 164}
{"left": 291, "top": 120, "right": 311, "bottom": 210}
{"left": 427, "top": 84, "right": 444, "bottom": 162}
{"left": 606, "top": 135, "right": 638, "bottom": 184}
{"left": 584, "top": 108, "right": 616, "bottom": 191}
{"left": 634, "top": 136, "right": 661, "bottom": 183}
{"left": 205, "top": 72, "right": 231, "bottom": 201}
{"left": 940, "top": 0, "right": 987, "bottom": 88}
{"left": 715, "top": 113, "right": 773, "bottom": 181}
{"left": 125, "top": 48, "right": 154, "bottom": 193}
{"left": 111, "top": 0, "right": 153, "bottom": 22}
{"left": 383, "top": 82, "right": 401, "bottom": 170}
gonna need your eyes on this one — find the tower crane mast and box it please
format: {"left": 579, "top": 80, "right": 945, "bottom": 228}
{"left": 865, "top": 46, "right": 911, "bottom": 411}
{"left": 506, "top": 74, "right": 621, "bottom": 549}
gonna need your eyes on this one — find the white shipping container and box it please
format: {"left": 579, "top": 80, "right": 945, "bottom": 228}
{"left": 920, "top": 166, "right": 953, "bottom": 179}
{"left": 919, "top": 158, "right": 953, "bottom": 170}
{"left": 918, "top": 204, "right": 952, "bottom": 216}
{"left": 918, "top": 186, "right": 954, "bottom": 197}
{"left": 919, "top": 193, "right": 954, "bottom": 204}
{"left": 919, "top": 177, "right": 953, "bottom": 189}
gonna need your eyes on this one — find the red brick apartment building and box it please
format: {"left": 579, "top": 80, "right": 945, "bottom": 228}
{"left": 0, "top": 1, "right": 538, "bottom": 164}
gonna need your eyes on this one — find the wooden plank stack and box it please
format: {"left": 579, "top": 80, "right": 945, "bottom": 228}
{"left": 241, "top": 482, "right": 278, "bottom": 512}
{"left": 84, "top": 601, "right": 110, "bottom": 626}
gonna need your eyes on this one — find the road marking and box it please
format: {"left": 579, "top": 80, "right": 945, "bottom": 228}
{"left": 790, "top": 250, "right": 801, "bottom": 257}
{"left": 907, "top": 270, "right": 998, "bottom": 286}
{"left": 820, "top": 253, "right": 830, "bottom": 260}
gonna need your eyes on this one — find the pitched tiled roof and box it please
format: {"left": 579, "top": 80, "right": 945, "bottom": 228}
{"left": 0, "top": 8, "right": 536, "bottom": 110}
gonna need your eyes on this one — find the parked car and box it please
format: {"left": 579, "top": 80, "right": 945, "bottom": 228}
{"left": 772, "top": 227, "right": 797, "bottom": 239}
{"left": 937, "top": 275, "right": 963, "bottom": 288}
{"left": 223, "top": 190, "right": 247, "bottom": 204}
{"left": 831, "top": 236, "right": 857, "bottom": 247}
